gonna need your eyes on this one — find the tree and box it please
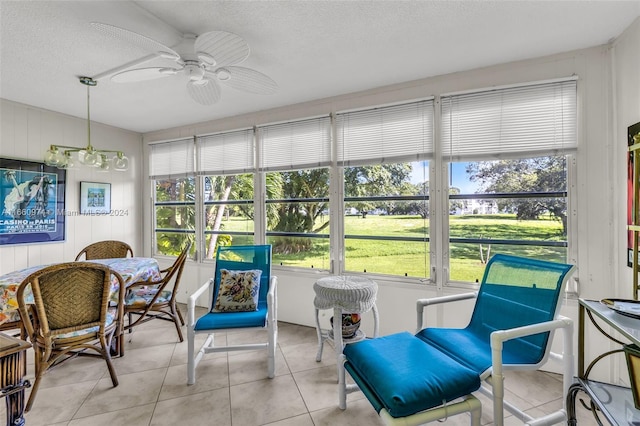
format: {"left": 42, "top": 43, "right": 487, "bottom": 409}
{"left": 204, "top": 173, "right": 281, "bottom": 258}
{"left": 201, "top": 164, "right": 417, "bottom": 255}
{"left": 448, "top": 186, "right": 463, "bottom": 214}
{"left": 272, "top": 169, "right": 330, "bottom": 234}
{"left": 205, "top": 175, "right": 241, "bottom": 258}
{"left": 466, "top": 156, "right": 567, "bottom": 233}
{"left": 344, "top": 164, "right": 413, "bottom": 215}
{"left": 406, "top": 181, "right": 429, "bottom": 218}
{"left": 405, "top": 182, "right": 462, "bottom": 218}
{"left": 155, "top": 178, "right": 196, "bottom": 256}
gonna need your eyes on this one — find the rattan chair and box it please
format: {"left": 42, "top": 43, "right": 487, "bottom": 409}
{"left": 75, "top": 240, "right": 133, "bottom": 261}
{"left": 124, "top": 243, "right": 190, "bottom": 342}
{"left": 17, "top": 262, "right": 125, "bottom": 412}
{"left": 0, "top": 315, "right": 26, "bottom": 339}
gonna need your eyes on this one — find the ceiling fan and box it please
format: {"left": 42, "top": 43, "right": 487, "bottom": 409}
{"left": 91, "top": 22, "right": 278, "bottom": 105}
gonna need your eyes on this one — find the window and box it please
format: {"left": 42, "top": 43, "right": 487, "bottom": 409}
{"left": 198, "top": 129, "right": 254, "bottom": 258}
{"left": 148, "top": 78, "right": 578, "bottom": 287}
{"left": 259, "top": 117, "right": 332, "bottom": 269}
{"left": 150, "top": 138, "right": 196, "bottom": 256}
{"left": 203, "top": 174, "right": 254, "bottom": 259}
{"left": 442, "top": 79, "right": 577, "bottom": 282}
{"left": 337, "top": 100, "right": 434, "bottom": 278}
{"left": 154, "top": 177, "right": 196, "bottom": 256}
{"left": 343, "top": 162, "right": 430, "bottom": 277}
{"left": 265, "top": 168, "right": 330, "bottom": 269}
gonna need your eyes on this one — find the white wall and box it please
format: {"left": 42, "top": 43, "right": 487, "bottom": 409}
{"left": 0, "top": 99, "right": 144, "bottom": 274}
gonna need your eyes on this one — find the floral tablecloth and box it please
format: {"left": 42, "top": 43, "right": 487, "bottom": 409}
{"left": 0, "top": 257, "right": 161, "bottom": 324}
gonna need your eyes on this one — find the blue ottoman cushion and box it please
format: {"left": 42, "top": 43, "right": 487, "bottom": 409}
{"left": 343, "top": 331, "right": 481, "bottom": 418}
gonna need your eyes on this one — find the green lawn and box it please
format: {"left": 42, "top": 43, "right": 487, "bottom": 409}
{"left": 218, "top": 213, "right": 566, "bottom": 282}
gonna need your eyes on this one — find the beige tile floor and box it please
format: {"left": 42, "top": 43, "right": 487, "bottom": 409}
{"left": 4, "top": 306, "right": 598, "bottom": 425}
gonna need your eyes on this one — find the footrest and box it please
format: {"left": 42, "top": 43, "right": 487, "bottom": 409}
{"left": 343, "top": 331, "right": 481, "bottom": 418}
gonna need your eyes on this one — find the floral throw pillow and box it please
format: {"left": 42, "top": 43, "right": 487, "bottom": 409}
{"left": 213, "top": 269, "right": 262, "bottom": 312}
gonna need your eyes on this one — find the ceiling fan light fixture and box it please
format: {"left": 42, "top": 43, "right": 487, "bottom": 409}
{"left": 43, "top": 77, "right": 129, "bottom": 172}
{"left": 92, "top": 23, "right": 277, "bottom": 106}
{"left": 185, "top": 63, "right": 205, "bottom": 81}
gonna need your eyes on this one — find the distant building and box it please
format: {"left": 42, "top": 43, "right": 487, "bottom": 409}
{"left": 454, "top": 199, "right": 498, "bottom": 215}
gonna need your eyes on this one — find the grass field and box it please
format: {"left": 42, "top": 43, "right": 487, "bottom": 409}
{"left": 220, "top": 213, "right": 567, "bottom": 283}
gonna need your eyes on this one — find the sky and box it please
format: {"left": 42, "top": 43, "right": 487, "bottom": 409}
{"left": 410, "top": 161, "right": 480, "bottom": 194}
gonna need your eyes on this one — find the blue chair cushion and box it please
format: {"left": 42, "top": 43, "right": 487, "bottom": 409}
{"left": 194, "top": 301, "right": 268, "bottom": 331}
{"left": 416, "top": 327, "right": 545, "bottom": 375}
{"left": 343, "top": 331, "right": 481, "bottom": 418}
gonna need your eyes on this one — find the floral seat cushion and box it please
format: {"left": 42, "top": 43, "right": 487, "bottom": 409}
{"left": 125, "top": 287, "right": 172, "bottom": 308}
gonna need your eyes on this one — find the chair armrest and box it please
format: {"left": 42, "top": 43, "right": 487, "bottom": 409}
{"left": 416, "top": 292, "right": 477, "bottom": 331}
{"left": 490, "top": 316, "right": 572, "bottom": 348}
{"left": 267, "top": 276, "right": 277, "bottom": 322}
{"left": 187, "top": 278, "right": 214, "bottom": 327}
{"left": 487, "top": 317, "right": 574, "bottom": 422}
{"left": 489, "top": 316, "right": 573, "bottom": 375}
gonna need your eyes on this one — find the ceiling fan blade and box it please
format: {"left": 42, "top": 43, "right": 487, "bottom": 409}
{"left": 195, "top": 31, "right": 249, "bottom": 67}
{"left": 91, "top": 22, "right": 181, "bottom": 61}
{"left": 187, "top": 78, "right": 221, "bottom": 105}
{"left": 216, "top": 66, "right": 278, "bottom": 95}
{"left": 112, "top": 67, "right": 174, "bottom": 83}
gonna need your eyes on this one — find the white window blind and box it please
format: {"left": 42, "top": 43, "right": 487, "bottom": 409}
{"left": 441, "top": 79, "right": 577, "bottom": 161}
{"left": 336, "top": 99, "right": 434, "bottom": 166}
{"left": 149, "top": 138, "right": 195, "bottom": 179}
{"left": 198, "top": 129, "right": 254, "bottom": 175}
{"left": 259, "top": 116, "right": 331, "bottom": 171}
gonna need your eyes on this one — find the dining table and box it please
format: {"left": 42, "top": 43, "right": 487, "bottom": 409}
{"left": 0, "top": 257, "right": 162, "bottom": 326}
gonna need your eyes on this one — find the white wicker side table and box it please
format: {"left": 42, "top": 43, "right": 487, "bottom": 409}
{"left": 313, "top": 275, "right": 379, "bottom": 375}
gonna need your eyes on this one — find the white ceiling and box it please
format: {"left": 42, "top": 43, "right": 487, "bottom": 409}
{"left": 1, "top": 1, "right": 639, "bottom": 134}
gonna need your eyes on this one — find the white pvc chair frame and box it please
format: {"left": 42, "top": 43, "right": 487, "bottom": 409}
{"left": 339, "top": 292, "right": 574, "bottom": 426}
{"left": 416, "top": 293, "right": 574, "bottom": 426}
{"left": 186, "top": 275, "right": 278, "bottom": 385}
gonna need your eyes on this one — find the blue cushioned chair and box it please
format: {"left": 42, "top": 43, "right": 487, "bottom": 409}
{"left": 187, "top": 245, "right": 277, "bottom": 385}
{"left": 340, "top": 254, "right": 575, "bottom": 425}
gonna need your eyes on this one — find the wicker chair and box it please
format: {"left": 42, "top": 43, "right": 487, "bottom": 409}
{"left": 0, "top": 316, "right": 26, "bottom": 339}
{"left": 124, "top": 243, "right": 190, "bottom": 342}
{"left": 17, "top": 262, "right": 125, "bottom": 412}
{"left": 75, "top": 240, "right": 133, "bottom": 261}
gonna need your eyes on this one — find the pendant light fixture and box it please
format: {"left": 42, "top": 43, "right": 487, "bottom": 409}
{"left": 44, "top": 76, "right": 129, "bottom": 171}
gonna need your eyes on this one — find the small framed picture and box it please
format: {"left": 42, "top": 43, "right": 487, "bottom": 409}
{"left": 80, "top": 181, "right": 111, "bottom": 215}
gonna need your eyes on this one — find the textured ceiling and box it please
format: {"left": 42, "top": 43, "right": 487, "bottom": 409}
{"left": 1, "top": 1, "right": 639, "bottom": 134}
